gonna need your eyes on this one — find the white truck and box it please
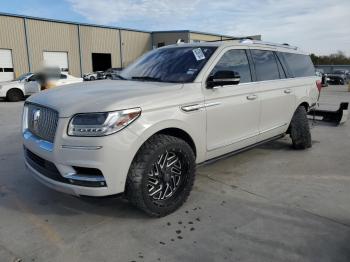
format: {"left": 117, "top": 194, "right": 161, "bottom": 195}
{"left": 22, "top": 40, "right": 319, "bottom": 217}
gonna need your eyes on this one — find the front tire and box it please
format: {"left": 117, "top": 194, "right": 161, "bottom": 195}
{"left": 126, "top": 134, "right": 196, "bottom": 217}
{"left": 289, "top": 106, "right": 312, "bottom": 149}
{"left": 6, "top": 89, "right": 24, "bottom": 102}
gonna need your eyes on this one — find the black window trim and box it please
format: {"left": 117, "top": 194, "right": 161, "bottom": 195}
{"left": 273, "top": 52, "right": 287, "bottom": 79}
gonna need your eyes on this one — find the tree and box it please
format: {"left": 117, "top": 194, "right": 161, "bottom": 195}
{"left": 310, "top": 51, "right": 350, "bottom": 65}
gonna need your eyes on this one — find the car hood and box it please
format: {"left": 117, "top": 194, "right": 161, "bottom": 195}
{"left": 27, "top": 80, "right": 184, "bottom": 117}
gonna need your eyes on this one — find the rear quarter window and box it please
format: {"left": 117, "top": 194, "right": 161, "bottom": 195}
{"left": 282, "top": 53, "right": 315, "bottom": 77}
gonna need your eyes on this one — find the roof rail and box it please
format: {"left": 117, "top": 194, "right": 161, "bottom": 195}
{"left": 206, "top": 37, "right": 254, "bottom": 42}
{"left": 247, "top": 40, "right": 298, "bottom": 50}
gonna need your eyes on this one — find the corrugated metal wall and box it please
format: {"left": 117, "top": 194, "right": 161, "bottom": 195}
{"left": 152, "top": 32, "right": 189, "bottom": 46}
{"left": 79, "top": 26, "right": 121, "bottom": 74}
{"left": 25, "top": 19, "right": 81, "bottom": 76}
{"left": 0, "top": 16, "right": 29, "bottom": 77}
{"left": 120, "top": 30, "right": 152, "bottom": 67}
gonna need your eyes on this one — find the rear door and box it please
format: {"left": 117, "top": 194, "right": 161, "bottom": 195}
{"left": 249, "top": 48, "right": 296, "bottom": 140}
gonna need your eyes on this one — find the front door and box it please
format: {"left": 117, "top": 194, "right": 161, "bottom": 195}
{"left": 203, "top": 48, "right": 260, "bottom": 159}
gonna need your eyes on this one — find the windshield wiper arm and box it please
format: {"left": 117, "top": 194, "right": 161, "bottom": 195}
{"left": 131, "top": 76, "right": 162, "bottom": 82}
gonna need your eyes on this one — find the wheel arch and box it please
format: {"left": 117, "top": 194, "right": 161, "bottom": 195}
{"left": 6, "top": 87, "right": 24, "bottom": 96}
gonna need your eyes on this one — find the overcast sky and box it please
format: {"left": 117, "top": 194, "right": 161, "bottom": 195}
{"left": 2, "top": 0, "right": 350, "bottom": 55}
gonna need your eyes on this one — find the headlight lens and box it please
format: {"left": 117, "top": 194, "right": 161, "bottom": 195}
{"left": 67, "top": 108, "right": 141, "bottom": 137}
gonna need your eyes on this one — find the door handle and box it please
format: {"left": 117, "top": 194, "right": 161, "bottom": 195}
{"left": 284, "top": 89, "right": 292, "bottom": 94}
{"left": 246, "top": 94, "right": 257, "bottom": 100}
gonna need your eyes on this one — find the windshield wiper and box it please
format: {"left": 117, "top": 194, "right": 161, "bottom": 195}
{"left": 131, "top": 76, "right": 162, "bottom": 82}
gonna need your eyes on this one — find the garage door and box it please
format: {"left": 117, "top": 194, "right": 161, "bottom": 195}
{"left": 0, "top": 49, "right": 14, "bottom": 82}
{"left": 43, "top": 51, "right": 69, "bottom": 72}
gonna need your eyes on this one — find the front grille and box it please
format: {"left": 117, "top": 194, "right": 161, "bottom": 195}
{"left": 27, "top": 103, "right": 59, "bottom": 143}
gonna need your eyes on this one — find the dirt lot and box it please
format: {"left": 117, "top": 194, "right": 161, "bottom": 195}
{"left": 0, "top": 86, "right": 349, "bottom": 262}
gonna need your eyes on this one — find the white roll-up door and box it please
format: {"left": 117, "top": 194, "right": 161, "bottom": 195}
{"left": 43, "top": 51, "right": 69, "bottom": 72}
{"left": 0, "top": 49, "right": 14, "bottom": 82}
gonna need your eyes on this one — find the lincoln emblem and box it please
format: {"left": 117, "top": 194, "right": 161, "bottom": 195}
{"left": 32, "top": 109, "right": 41, "bottom": 132}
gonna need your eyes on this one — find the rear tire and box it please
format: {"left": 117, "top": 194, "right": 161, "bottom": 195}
{"left": 126, "top": 134, "right": 196, "bottom": 217}
{"left": 289, "top": 106, "right": 312, "bottom": 150}
{"left": 6, "top": 89, "right": 24, "bottom": 102}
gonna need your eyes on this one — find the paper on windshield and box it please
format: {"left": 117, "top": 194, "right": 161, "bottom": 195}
{"left": 192, "top": 48, "right": 205, "bottom": 61}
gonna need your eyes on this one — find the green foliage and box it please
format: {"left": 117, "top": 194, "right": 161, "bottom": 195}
{"left": 311, "top": 51, "right": 350, "bottom": 65}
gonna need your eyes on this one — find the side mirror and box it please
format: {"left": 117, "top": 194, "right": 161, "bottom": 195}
{"left": 207, "top": 70, "right": 240, "bottom": 89}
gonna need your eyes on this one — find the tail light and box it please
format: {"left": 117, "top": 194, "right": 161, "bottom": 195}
{"left": 316, "top": 80, "right": 322, "bottom": 92}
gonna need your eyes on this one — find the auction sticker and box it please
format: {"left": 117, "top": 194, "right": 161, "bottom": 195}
{"left": 192, "top": 48, "right": 205, "bottom": 61}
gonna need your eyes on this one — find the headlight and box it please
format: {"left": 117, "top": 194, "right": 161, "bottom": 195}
{"left": 67, "top": 108, "right": 141, "bottom": 137}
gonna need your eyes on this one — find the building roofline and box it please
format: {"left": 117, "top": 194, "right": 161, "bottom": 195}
{"left": 0, "top": 12, "right": 151, "bottom": 33}
{"left": 152, "top": 30, "right": 234, "bottom": 38}
{"left": 0, "top": 12, "right": 261, "bottom": 40}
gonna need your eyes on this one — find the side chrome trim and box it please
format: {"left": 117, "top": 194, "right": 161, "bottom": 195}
{"left": 23, "top": 130, "right": 54, "bottom": 152}
{"left": 181, "top": 102, "right": 221, "bottom": 112}
{"left": 181, "top": 104, "right": 203, "bottom": 112}
{"left": 61, "top": 145, "right": 103, "bottom": 150}
{"left": 204, "top": 102, "right": 221, "bottom": 108}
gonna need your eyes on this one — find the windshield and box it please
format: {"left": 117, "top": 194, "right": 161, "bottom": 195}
{"left": 15, "top": 73, "right": 32, "bottom": 81}
{"left": 120, "top": 46, "right": 217, "bottom": 83}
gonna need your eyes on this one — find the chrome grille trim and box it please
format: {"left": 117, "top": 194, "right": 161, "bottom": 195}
{"left": 26, "top": 103, "right": 59, "bottom": 143}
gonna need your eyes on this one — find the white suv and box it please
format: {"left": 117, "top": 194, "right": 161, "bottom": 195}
{"left": 22, "top": 40, "right": 319, "bottom": 217}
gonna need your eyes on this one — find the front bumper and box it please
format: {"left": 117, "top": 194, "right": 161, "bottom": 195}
{"left": 23, "top": 118, "right": 140, "bottom": 197}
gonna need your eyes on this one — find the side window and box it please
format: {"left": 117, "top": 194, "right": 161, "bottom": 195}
{"left": 210, "top": 49, "right": 252, "bottom": 83}
{"left": 282, "top": 53, "right": 315, "bottom": 77}
{"left": 251, "top": 50, "right": 280, "bottom": 81}
{"left": 60, "top": 74, "right": 67, "bottom": 79}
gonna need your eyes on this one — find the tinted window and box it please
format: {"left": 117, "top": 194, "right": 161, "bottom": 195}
{"left": 3, "top": 68, "right": 14, "bottom": 72}
{"left": 121, "top": 47, "right": 217, "bottom": 83}
{"left": 60, "top": 74, "right": 67, "bottom": 79}
{"left": 251, "top": 50, "right": 280, "bottom": 81}
{"left": 282, "top": 53, "right": 315, "bottom": 77}
{"left": 210, "top": 49, "right": 252, "bottom": 83}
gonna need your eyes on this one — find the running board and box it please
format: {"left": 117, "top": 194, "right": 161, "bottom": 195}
{"left": 307, "top": 102, "right": 349, "bottom": 125}
{"left": 198, "top": 134, "right": 285, "bottom": 166}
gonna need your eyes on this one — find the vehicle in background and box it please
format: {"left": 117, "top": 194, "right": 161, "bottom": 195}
{"left": 0, "top": 72, "right": 82, "bottom": 102}
{"left": 23, "top": 40, "right": 319, "bottom": 217}
{"left": 83, "top": 71, "right": 106, "bottom": 81}
{"left": 104, "top": 68, "right": 121, "bottom": 79}
{"left": 0, "top": 73, "right": 34, "bottom": 101}
{"left": 327, "top": 70, "right": 348, "bottom": 85}
{"left": 25, "top": 72, "right": 82, "bottom": 92}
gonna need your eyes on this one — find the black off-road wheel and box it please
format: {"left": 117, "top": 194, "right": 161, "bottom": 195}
{"left": 289, "top": 106, "right": 312, "bottom": 149}
{"left": 126, "top": 134, "right": 196, "bottom": 217}
{"left": 6, "top": 89, "right": 24, "bottom": 102}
